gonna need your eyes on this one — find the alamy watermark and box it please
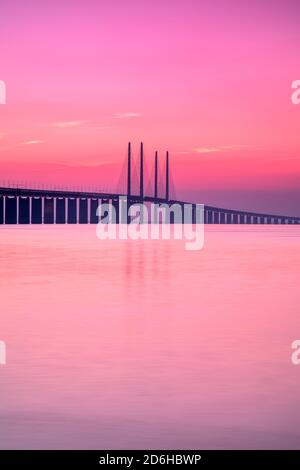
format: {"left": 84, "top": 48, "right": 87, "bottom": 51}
{"left": 291, "top": 340, "right": 300, "bottom": 366}
{"left": 291, "top": 80, "right": 300, "bottom": 105}
{"left": 0, "top": 80, "right": 6, "bottom": 104}
{"left": 0, "top": 340, "right": 6, "bottom": 365}
{"left": 96, "top": 197, "right": 205, "bottom": 251}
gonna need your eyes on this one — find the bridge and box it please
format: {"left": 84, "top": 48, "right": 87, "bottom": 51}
{"left": 0, "top": 142, "right": 300, "bottom": 225}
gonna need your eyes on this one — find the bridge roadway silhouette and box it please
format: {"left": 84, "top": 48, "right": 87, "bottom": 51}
{"left": 0, "top": 142, "right": 300, "bottom": 225}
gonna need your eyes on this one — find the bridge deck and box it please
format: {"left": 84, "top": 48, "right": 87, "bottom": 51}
{"left": 0, "top": 187, "right": 299, "bottom": 224}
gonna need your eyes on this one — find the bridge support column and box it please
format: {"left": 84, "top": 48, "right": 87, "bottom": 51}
{"left": 53, "top": 197, "right": 57, "bottom": 224}
{"left": 98, "top": 198, "right": 102, "bottom": 222}
{"left": 79, "top": 198, "right": 88, "bottom": 224}
{"left": 186, "top": 204, "right": 193, "bottom": 224}
{"left": 16, "top": 196, "right": 19, "bottom": 224}
{"left": 31, "top": 197, "right": 42, "bottom": 224}
{"left": 213, "top": 211, "right": 219, "bottom": 224}
{"left": 119, "top": 196, "right": 129, "bottom": 224}
{"left": 67, "top": 198, "right": 76, "bottom": 224}
{"left": 112, "top": 198, "right": 119, "bottom": 224}
{"left": 87, "top": 198, "right": 91, "bottom": 224}
{"left": 5, "top": 196, "right": 17, "bottom": 224}
{"left": 19, "top": 196, "right": 30, "bottom": 224}
{"left": 0, "top": 196, "right": 3, "bottom": 224}
{"left": 233, "top": 213, "right": 238, "bottom": 224}
{"left": 76, "top": 198, "right": 79, "bottom": 224}
{"left": 2, "top": 196, "right": 5, "bottom": 224}
{"left": 56, "top": 198, "right": 66, "bottom": 224}
{"left": 90, "top": 198, "right": 99, "bottom": 224}
{"left": 41, "top": 197, "right": 44, "bottom": 224}
{"left": 44, "top": 197, "right": 54, "bottom": 224}
{"left": 204, "top": 209, "right": 208, "bottom": 224}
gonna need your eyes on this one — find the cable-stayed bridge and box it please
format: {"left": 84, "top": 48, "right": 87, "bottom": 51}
{"left": 0, "top": 142, "right": 299, "bottom": 225}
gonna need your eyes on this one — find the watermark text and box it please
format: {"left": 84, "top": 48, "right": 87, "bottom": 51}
{"left": 0, "top": 340, "right": 6, "bottom": 365}
{"left": 291, "top": 80, "right": 300, "bottom": 105}
{"left": 291, "top": 340, "right": 300, "bottom": 365}
{"left": 0, "top": 80, "right": 6, "bottom": 104}
{"left": 96, "top": 198, "right": 205, "bottom": 251}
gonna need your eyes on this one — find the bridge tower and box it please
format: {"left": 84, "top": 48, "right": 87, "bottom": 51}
{"left": 127, "top": 141, "right": 131, "bottom": 197}
{"left": 140, "top": 142, "right": 144, "bottom": 199}
{"left": 165, "top": 150, "right": 169, "bottom": 201}
{"left": 154, "top": 151, "right": 158, "bottom": 199}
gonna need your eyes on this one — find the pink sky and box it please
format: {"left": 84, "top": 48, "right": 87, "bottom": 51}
{"left": 0, "top": 0, "right": 300, "bottom": 214}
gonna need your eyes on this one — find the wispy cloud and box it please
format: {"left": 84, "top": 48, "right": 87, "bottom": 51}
{"left": 113, "top": 112, "right": 141, "bottom": 119}
{"left": 53, "top": 120, "right": 88, "bottom": 128}
{"left": 22, "top": 140, "right": 45, "bottom": 145}
{"left": 193, "top": 147, "right": 220, "bottom": 154}
{"left": 219, "top": 145, "right": 242, "bottom": 150}
{"left": 193, "top": 145, "right": 244, "bottom": 154}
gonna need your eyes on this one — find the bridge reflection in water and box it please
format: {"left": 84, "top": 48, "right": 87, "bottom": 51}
{"left": 1, "top": 142, "right": 300, "bottom": 225}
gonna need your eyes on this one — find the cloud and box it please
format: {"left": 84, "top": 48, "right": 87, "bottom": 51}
{"left": 113, "top": 112, "right": 141, "bottom": 119}
{"left": 22, "top": 140, "right": 45, "bottom": 145}
{"left": 53, "top": 120, "right": 88, "bottom": 128}
{"left": 220, "top": 145, "right": 242, "bottom": 150}
{"left": 193, "top": 147, "right": 220, "bottom": 154}
{"left": 193, "top": 145, "right": 244, "bottom": 154}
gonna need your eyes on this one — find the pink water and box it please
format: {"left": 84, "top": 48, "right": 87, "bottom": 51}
{"left": 0, "top": 226, "right": 299, "bottom": 449}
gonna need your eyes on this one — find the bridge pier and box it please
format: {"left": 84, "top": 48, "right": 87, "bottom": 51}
{"left": 213, "top": 211, "right": 219, "bottom": 224}
{"left": 56, "top": 197, "right": 66, "bottom": 224}
{"left": 31, "top": 197, "right": 42, "bottom": 224}
{"left": 79, "top": 198, "right": 88, "bottom": 224}
{"left": 90, "top": 198, "right": 99, "bottom": 224}
{"left": 67, "top": 198, "right": 77, "bottom": 224}
{"left": 44, "top": 197, "right": 54, "bottom": 224}
{"left": 111, "top": 198, "right": 119, "bottom": 223}
{"left": 5, "top": 196, "right": 17, "bottom": 224}
{"left": 207, "top": 210, "right": 212, "bottom": 224}
{"left": 0, "top": 196, "right": 3, "bottom": 224}
{"left": 19, "top": 196, "right": 30, "bottom": 224}
{"left": 220, "top": 212, "right": 225, "bottom": 224}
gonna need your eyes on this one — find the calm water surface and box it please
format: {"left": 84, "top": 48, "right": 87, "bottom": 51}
{"left": 0, "top": 225, "right": 299, "bottom": 449}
